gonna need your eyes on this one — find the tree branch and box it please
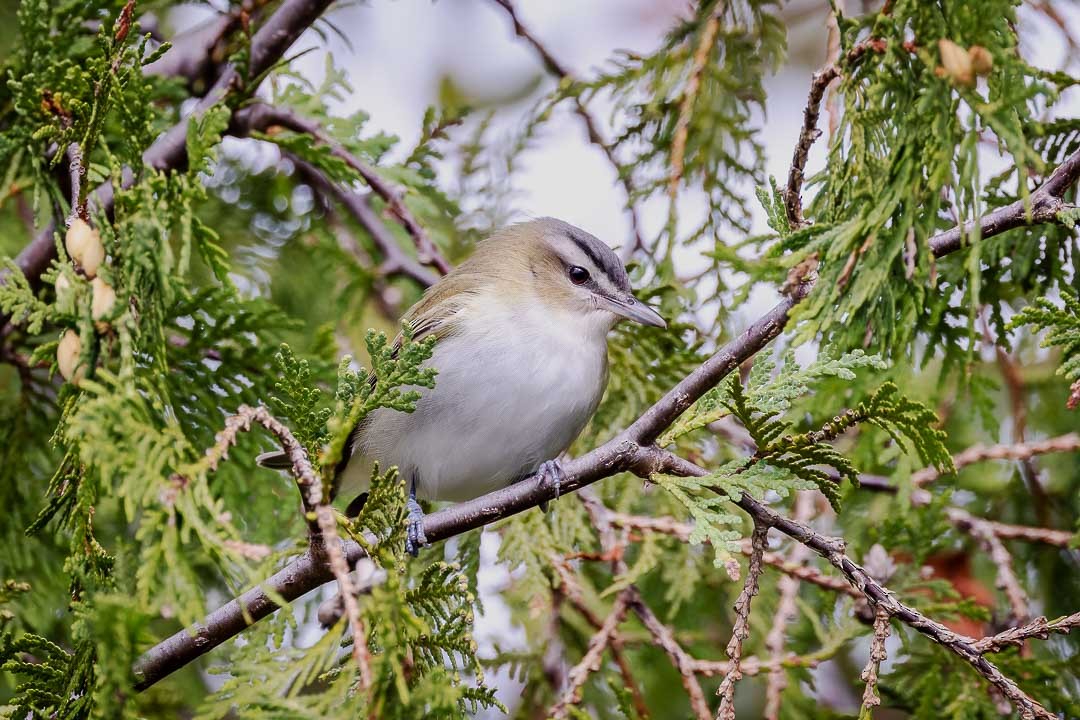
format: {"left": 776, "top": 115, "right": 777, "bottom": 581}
{"left": 971, "top": 612, "right": 1080, "bottom": 654}
{"left": 548, "top": 588, "right": 633, "bottom": 720}
{"left": 229, "top": 105, "right": 442, "bottom": 287}
{"left": 232, "top": 103, "right": 450, "bottom": 275}
{"left": 927, "top": 148, "right": 1080, "bottom": 256}
{"left": 488, "top": 0, "right": 646, "bottom": 260}
{"left": 784, "top": 38, "right": 886, "bottom": 228}
{"left": 763, "top": 493, "right": 814, "bottom": 720}
{"left": 192, "top": 405, "right": 373, "bottom": 688}
{"left": 859, "top": 609, "right": 891, "bottom": 715}
{"left": 715, "top": 521, "right": 768, "bottom": 720}
{"left": 911, "top": 433, "right": 1080, "bottom": 487}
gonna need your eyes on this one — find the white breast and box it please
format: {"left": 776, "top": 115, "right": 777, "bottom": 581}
{"left": 344, "top": 300, "right": 611, "bottom": 502}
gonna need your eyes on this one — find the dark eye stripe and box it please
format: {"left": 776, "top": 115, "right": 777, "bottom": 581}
{"left": 567, "top": 231, "right": 608, "bottom": 275}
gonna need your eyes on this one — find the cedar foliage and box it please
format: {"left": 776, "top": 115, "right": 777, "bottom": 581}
{"left": 0, "top": 1, "right": 1078, "bottom": 718}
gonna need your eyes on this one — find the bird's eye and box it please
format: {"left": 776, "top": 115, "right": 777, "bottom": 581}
{"left": 568, "top": 266, "right": 590, "bottom": 285}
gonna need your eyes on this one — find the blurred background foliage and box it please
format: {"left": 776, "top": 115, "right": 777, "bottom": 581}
{"left": 0, "top": 0, "right": 1078, "bottom": 718}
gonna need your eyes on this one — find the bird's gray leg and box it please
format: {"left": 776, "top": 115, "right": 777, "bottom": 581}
{"left": 405, "top": 476, "right": 427, "bottom": 557}
{"left": 536, "top": 459, "right": 566, "bottom": 513}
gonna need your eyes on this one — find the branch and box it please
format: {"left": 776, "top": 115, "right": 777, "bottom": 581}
{"left": 232, "top": 103, "right": 450, "bottom": 275}
{"left": 927, "top": 148, "right": 1080, "bottom": 256}
{"left": 911, "top": 433, "right": 1080, "bottom": 487}
{"left": 66, "top": 144, "right": 88, "bottom": 225}
{"left": 230, "top": 107, "right": 441, "bottom": 287}
{"left": 143, "top": 10, "right": 242, "bottom": 89}
{"left": 488, "top": 0, "right": 646, "bottom": 260}
{"left": 194, "top": 405, "right": 372, "bottom": 688}
{"left": 784, "top": 38, "right": 887, "bottom": 228}
{"left": 133, "top": 407, "right": 375, "bottom": 692}
{"left": 548, "top": 588, "right": 633, "bottom": 720}
{"left": 971, "top": 612, "right": 1080, "bottom": 654}
{"left": 959, "top": 514, "right": 1031, "bottom": 624}
{"left": 578, "top": 490, "right": 710, "bottom": 720}
{"left": 859, "top": 610, "right": 891, "bottom": 715}
{"left": 550, "top": 556, "right": 648, "bottom": 718}
{"left": 763, "top": 493, "right": 814, "bottom": 720}
{"left": 715, "top": 521, "right": 768, "bottom": 720}
{"left": 606, "top": 510, "right": 861, "bottom": 597}
{"left": 627, "top": 589, "right": 711, "bottom": 720}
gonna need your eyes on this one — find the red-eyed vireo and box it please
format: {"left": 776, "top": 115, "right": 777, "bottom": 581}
{"left": 260, "top": 217, "right": 665, "bottom": 554}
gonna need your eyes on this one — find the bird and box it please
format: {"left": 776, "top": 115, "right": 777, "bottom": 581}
{"left": 259, "top": 217, "right": 665, "bottom": 555}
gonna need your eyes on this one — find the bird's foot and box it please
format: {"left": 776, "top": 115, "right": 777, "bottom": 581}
{"left": 405, "top": 490, "right": 427, "bottom": 557}
{"left": 536, "top": 459, "right": 565, "bottom": 513}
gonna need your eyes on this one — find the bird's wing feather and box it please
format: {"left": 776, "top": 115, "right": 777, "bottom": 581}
{"left": 259, "top": 279, "right": 473, "bottom": 477}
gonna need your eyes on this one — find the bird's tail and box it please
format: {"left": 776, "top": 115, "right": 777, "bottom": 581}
{"left": 255, "top": 450, "right": 292, "bottom": 470}
{"left": 257, "top": 450, "right": 370, "bottom": 518}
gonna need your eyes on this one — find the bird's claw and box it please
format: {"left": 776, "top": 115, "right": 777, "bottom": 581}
{"left": 537, "top": 459, "right": 565, "bottom": 513}
{"left": 405, "top": 495, "right": 427, "bottom": 557}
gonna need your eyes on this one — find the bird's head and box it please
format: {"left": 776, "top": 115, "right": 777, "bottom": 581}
{"left": 467, "top": 217, "right": 666, "bottom": 332}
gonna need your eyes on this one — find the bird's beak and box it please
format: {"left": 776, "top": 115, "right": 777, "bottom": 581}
{"left": 596, "top": 293, "right": 667, "bottom": 328}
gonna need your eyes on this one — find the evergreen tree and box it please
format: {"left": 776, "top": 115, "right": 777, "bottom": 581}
{"left": 0, "top": 1, "right": 1078, "bottom": 718}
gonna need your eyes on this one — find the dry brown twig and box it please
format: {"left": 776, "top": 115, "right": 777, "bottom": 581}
{"left": 716, "top": 521, "right": 768, "bottom": 720}
{"left": 227, "top": 103, "right": 451, "bottom": 277}
{"left": 488, "top": 0, "right": 646, "bottom": 260}
{"left": 628, "top": 590, "right": 712, "bottom": 720}
{"left": 860, "top": 609, "right": 891, "bottom": 714}
{"left": 959, "top": 515, "right": 1032, "bottom": 624}
{"left": 763, "top": 492, "right": 815, "bottom": 719}
{"left": 580, "top": 492, "right": 712, "bottom": 720}
{"left": 550, "top": 557, "right": 649, "bottom": 718}
{"left": 202, "top": 405, "right": 373, "bottom": 691}
{"left": 784, "top": 38, "right": 887, "bottom": 228}
{"left": 669, "top": 3, "right": 724, "bottom": 204}
{"left": 548, "top": 588, "right": 633, "bottom": 720}
{"left": 972, "top": 612, "right": 1080, "bottom": 654}
{"left": 911, "top": 433, "right": 1080, "bottom": 487}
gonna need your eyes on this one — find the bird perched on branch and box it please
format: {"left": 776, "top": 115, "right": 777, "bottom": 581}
{"left": 260, "top": 217, "right": 665, "bottom": 555}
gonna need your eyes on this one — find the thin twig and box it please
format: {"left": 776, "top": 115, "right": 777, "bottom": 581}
{"left": 607, "top": 510, "right": 861, "bottom": 598}
{"left": 959, "top": 515, "right": 1031, "bottom": 624}
{"left": 284, "top": 152, "right": 439, "bottom": 287}
{"left": 669, "top": 4, "right": 724, "bottom": 203}
{"left": 860, "top": 609, "right": 891, "bottom": 715}
{"left": 971, "top": 612, "right": 1080, "bottom": 654}
{"left": 945, "top": 510, "right": 1075, "bottom": 547}
{"left": 551, "top": 557, "right": 649, "bottom": 718}
{"left": 912, "top": 433, "right": 1080, "bottom": 487}
{"left": 784, "top": 38, "right": 886, "bottom": 228}
{"left": 627, "top": 589, "right": 711, "bottom": 720}
{"left": 488, "top": 0, "right": 646, "bottom": 260}
{"left": 205, "top": 405, "right": 322, "bottom": 533}
{"left": 579, "top": 488, "right": 709, "bottom": 718}
{"left": 200, "top": 405, "right": 372, "bottom": 690}
{"left": 763, "top": 493, "right": 814, "bottom": 719}
{"left": 716, "top": 521, "right": 768, "bottom": 720}
{"left": 233, "top": 103, "right": 450, "bottom": 275}
{"left": 548, "top": 589, "right": 633, "bottom": 720}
